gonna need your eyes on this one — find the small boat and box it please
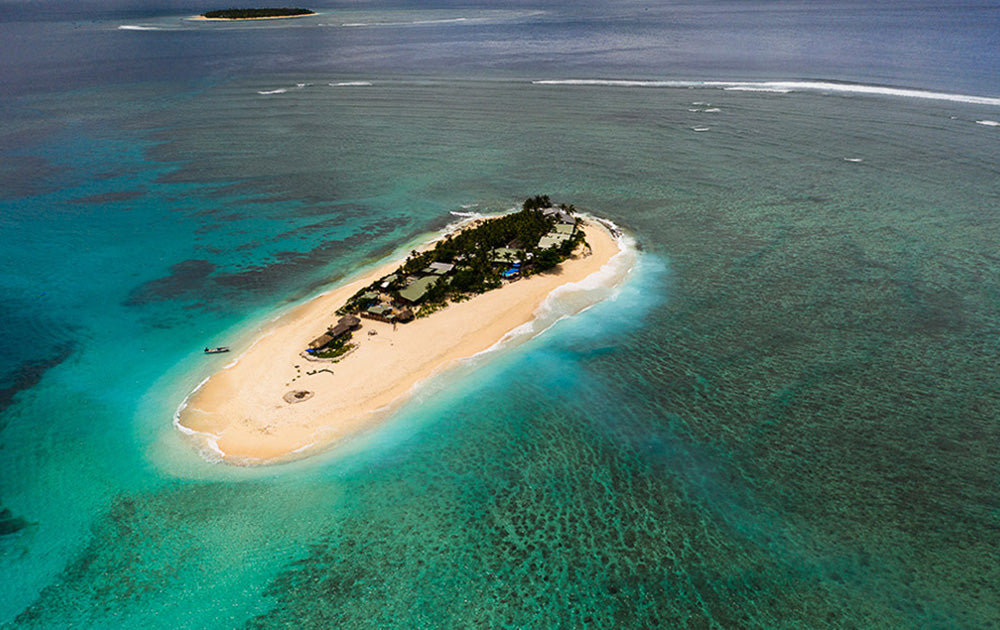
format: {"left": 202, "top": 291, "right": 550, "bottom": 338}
{"left": 204, "top": 346, "right": 230, "bottom": 354}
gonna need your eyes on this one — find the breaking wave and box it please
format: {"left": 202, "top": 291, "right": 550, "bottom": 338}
{"left": 532, "top": 79, "right": 1000, "bottom": 106}
{"left": 342, "top": 17, "right": 470, "bottom": 27}
{"left": 173, "top": 376, "right": 225, "bottom": 463}
{"left": 258, "top": 83, "right": 311, "bottom": 95}
{"left": 465, "top": 218, "right": 638, "bottom": 362}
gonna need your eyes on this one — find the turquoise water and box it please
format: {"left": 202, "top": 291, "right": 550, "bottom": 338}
{"left": 3, "top": 2, "right": 1000, "bottom": 627}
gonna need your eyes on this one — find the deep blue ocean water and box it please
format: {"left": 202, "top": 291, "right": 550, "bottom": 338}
{"left": 1, "top": 1, "right": 999, "bottom": 627}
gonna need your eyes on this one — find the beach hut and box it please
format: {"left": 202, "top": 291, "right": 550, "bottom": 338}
{"left": 396, "top": 308, "right": 414, "bottom": 322}
{"left": 327, "top": 322, "right": 351, "bottom": 339}
{"left": 338, "top": 314, "right": 361, "bottom": 329}
{"left": 308, "top": 333, "right": 335, "bottom": 350}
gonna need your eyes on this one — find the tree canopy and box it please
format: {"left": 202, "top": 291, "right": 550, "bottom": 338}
{"left": 339, "top": 198, "right": 585, "bottom": 315}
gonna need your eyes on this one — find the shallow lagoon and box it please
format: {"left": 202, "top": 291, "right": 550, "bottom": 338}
{"left": 2, "top": 1, "right": 999, "bottom": 627}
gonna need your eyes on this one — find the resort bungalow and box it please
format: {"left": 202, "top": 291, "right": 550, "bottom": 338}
{"left": 398, "top": 275, "right": 440, "bottom": 304}
{"left": 542, "top": 206, "right": 576, "bottom": 225}
{"left": 423, "top": 262, "right": 455, "bottom": 275}
{"left": 538, "top": 222, "right": 576, "bottom": 250}
{"left": 363, "top": 303, "right": 396, "bottom": 323}
{"left": 354, "top": 290, "right": 381, "bottom": 308}
{"left": 360, "top": 302, "right": 414, "bottom": 323}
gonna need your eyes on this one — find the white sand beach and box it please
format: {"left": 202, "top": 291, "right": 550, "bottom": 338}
{"left": 177, "top": 219, "right": 623, "bottom": 464}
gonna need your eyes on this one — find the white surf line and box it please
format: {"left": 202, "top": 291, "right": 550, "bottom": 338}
{"left": 531, "top": 79, "right": 1000, "bottom": 107}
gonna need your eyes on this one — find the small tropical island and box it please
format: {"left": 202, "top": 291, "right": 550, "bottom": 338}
{"left": 177, "top": 197, "right": 629, "bottom": 464}
{"left": 310, "top": 196, "right": 586, "bottom": 358}
{"left": 199, "top": 7, "right": 315, "bottom": 20}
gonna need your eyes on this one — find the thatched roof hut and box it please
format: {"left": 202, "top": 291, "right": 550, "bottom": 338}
{"left": 308, "top": 333, "right": 335, "bottom": 350}
{"left": 396, "top": 308, "right": 414, "bottom": 322}
{"left": 338, "top": 314, "right": 361, "bottom": 329}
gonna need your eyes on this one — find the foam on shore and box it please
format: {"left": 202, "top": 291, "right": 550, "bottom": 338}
{"left": 469, "top": 218, "right": 635, "bottom": 358}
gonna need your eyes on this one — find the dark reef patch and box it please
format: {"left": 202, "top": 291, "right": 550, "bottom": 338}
{"left": 67, "top": 190, "right": 144, "bottom": 205}
{"left": 124, "top": 217, "right": 402, "bottom": 311}
{"left": 211, "top": 219, "right": 399, "bottom": 298}
{"left": 0, "top": 343, "right": 74, "bottom": 421}
{"left": 245, "top": 384, "right": 892, "bottom": 629}
{"left": 0, "top": 507, "right": 32, "bottom": 536}
{"left": 124, "top": 259, "right": 216, "bottom": 306}
{"left": 0, "top": 155, "right": 62, "bottom": 199}
{"left": 15, "top": 483, "right": 261, "bottom": 626}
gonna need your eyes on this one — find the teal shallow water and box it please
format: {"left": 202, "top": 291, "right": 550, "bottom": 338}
{"left": 1, "top": 77, "right": 999, "bottom": 627}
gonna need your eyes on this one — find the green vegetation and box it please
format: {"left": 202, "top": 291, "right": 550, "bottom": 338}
{"left": 413, "top": 301, "right": 447, "bottom": 319}
{"left": 521, "top": 194, "right": 552, "bottom": 211}
{"left": 339, "top": 196, "right": 586, "bottom": 317}
{"left": 312, "top": 334, "right": 354, "bottom": 360}
{"left": 201, "top": 7, "right": 315, "bottom": 19}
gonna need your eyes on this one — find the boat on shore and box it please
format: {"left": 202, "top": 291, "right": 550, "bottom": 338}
{"left": 204, "top": 346, "right": 230, "bottom": 354}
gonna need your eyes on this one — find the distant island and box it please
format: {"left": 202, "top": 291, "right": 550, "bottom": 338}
{"left": 176, "top": 196, "right": 627, "bottom": 464}
{"left": 199, "top": 8, "right": 315, "bottom": 20}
